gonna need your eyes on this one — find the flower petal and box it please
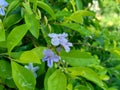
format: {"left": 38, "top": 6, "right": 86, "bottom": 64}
{"left": 43, "top": 49, "right": 54, "bottom": 56}
{"left": 52, "top": 55, "right": 60, "bottom": 62}
{"left": 0, "top": 8, "right": 5, "bottom": 16}
{"left": 51, "top": 38, "right": 60, "bottom": 46}
{"left": 47, "top": 59, "right": 53, "bottom": 68}
{"left": 48, "top": 33, "right": 57, "bottom": 38}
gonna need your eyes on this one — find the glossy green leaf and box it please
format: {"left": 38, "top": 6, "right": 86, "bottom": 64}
{"left": 108, "top": 87, "right": 118, "bottom": 90}
{"left": 31, "top": 46, "right": 46, "bottom": 59}
{"left": 55, "top": 11, "right": 72, "bottom": 18}
{"left": 68, "top": 10, "right": 94, "bottom": 23}
{"left": 11, "top": 61, "right": 36, "bottom": 90}
{"left": 69, "top": 12, "right": 83, "bottom": 23}
{"left": 19, "top": 46, "right": 45, "bottom": 64}
{"left": 75, "top": 0, "right": 83, "bottom": 10}
{"left": 22, "top": 2, "right": 33, "bottom": 15}
{"left": 37, "top": 62, "right": 45, "bottom": 76}
{"left": 37, "top": 1, "right": 56, "bottom": 19}
{"left": 0, "top": 41, "right": 7, "bottom": 48}
{"left": 10, "top": 51, "right": 23, "bottom": 59}
{"left": 23, "top": 2, "right": 40, "bottom": 38}
{"left": 44, "top": 68, "right": 56, "bottom": 90}
{"left": 61, "top": 23, "right": 91, "bottom": 36}
{"left": 74, "top": 85, "right": 89, "bottom": 90}
{"left": 7, "top": 24, "right": 30, "bottom": 53}
{"left": 60, "top": 50, "right": 99, "bottom": 67}
{"left": 0, "top": 20, "right": 5, "bottom": 42}
{"left": 79, "top": 10, "right": 95, "bottom": 16}
{"left": 48, "top": 69, "right": 67, "bottom": 90}
{"left": 19, "top": 50, "right": 41, "bottom": 64}
{"left": 0, "top": 60, "right": 12, "bottom": 79}
{"left": 67, "top": 67, "right": 106, "bottom": 90}
{"left": 6, "top": 0, "right": 20, "bottom": 16}
{"left": 24, "top": 14, "right": 40, "bottom": 39}
{"left": 3, "top": 14, "right": 22, "bottom": 29}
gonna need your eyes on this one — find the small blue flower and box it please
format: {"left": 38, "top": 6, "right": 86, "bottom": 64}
{"left": 0, "top": 0, "right": 8, "bottom": 16}
{"left": 42, "top": 49, "right": 60, "bottom": 68}
{"left": 48, "top": 32, "right": 73, "bottom": 52}
{"left": 24, "top": 63, "right": 39, "bottom": 78}
{"left": 48, "top": 33, "right": 68, "bottom": 46}
{"left": 61, "top": 41, "right": 73, "bottom": 52}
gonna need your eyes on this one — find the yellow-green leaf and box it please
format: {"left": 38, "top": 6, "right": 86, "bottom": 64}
{"left": 7, "top": 24, "right": 30, "bottom": 54}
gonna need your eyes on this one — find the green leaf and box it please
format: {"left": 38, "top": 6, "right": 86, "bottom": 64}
{"left": 7, "top": 24, "right": 30, "bottom": 54}
{"left": 37, "top": 1, "right": 56, "bottom": 19}
{"left": 19, "top": 50, "right": 41, "bottom": 64}
{"left": 10, "top": 51, "right": 23, "bottom": 59}
{"left": 37, "top": 62, "right": 45, "bottom": 76}
{"left": 22, "top": 2, "right": 33, "bottom": 15}
{"left": 79, "top": 10, "right": 95, "bottom": 16}
{"left": 108, "top": 87, "right": 118, "bottom": 90}
{"left": 44, "top": 68, "right": 56, "bottom": 90}
{"left": 11, "top": 61, "right": 36, "bottom": 90}
{"left": 68, "top": 10, "right": 94, "bottom": 23}
{"left": 0, "top": 41, "right": 7, "bottom": 48}
{"left": 111, "top": 64, "right": 120, "bottom": 80}
{"left": 61, "top": 23, "right": 91, "bottom": 36}
{"left": 67, "top": 67, "right": 106, "bottom": 90}
{"left": 74, "top": 85, "right": 89, "bottom": 90}
{"left": 3, "top": 14, "right": 22, "bottom": 29}
{"left": 0, "top": 20, "right": 5, "bottom": 42}
{"left": 0, "top": 60, "right": 12, "bottom": 79}
{"left": 4, "top": 78, "right": 16, "bottom": 88}
{"left": 0, "top": 85, "right": 4, "bottom": 90}
{"left": 31, "top": 46, "right": 46, "bottom": 59}
{"left": 55, "top": 10, "right": 72, "bottom": 18}
{"left": 6, "top": 0, "right": 20, "bottom": 16}
{"left": 69, "top": 12, "right": 83, "bottom": 23}
{"left": 18, "top": 46, "right": 45, "bottom": 64}
{"left": 75, "top": 0, "right": 83, "bottom": 10}
{"left": 60, "top": 50, "right": 99, "bottom": 67}
{"left": 48, "top": 69, "right": 67, "bottom": 90}
{"left": 23, "top": 2, "right": 40, "bottom": 38}
{"left": 24, "top": 14, "right": 40, "bottom": 39}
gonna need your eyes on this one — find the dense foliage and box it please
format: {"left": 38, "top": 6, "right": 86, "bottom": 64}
{"left": 0, "top": 0, "right": 120, "bottom": 90}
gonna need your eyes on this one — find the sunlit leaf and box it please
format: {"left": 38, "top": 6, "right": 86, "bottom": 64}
{"left": 61, "top": 23, "right": 91, "bottom": 36}
{"left": 24, "top": 14, "right": 40, "bottom": 39}
{"left": 48, "top": 69, "right": 67, "bottom": 90}
{"left": 44, "top": 68, "right": 56, "bottom": 90}
{"left": 0, "top": 20, "right": 5, "bottom": 42}
{"left": 11, "top": 61, "right": 36, "bottom": 90}
{"left": 67, "top": 67, "right": 106, "bottom": 89}
{"left": 7, "top": 24, "right": 30, "bottom": 53}
{"left": 60, "top": 50, "right": 99, "bottom": 67}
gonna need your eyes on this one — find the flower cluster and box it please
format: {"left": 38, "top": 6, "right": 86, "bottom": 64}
{"left": 42, "top": 49, "right": 60, "bottom": 68}
{"left": 24, "top": 63, "right": 39, "bottom": 78}
{"left": 42, "top": 32, "right": 72, "bottom": 68}
{"left": 48, "top": 32, "right": 73, "bottom": 52}
{"left": 0, "top": 0, "right": 8, "bottom": 16}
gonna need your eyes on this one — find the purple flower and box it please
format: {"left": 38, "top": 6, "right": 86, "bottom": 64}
{"left": 42, "top": 49, "right": 60, "bottom": 68}
{"left": 61, "top": 41, "right": 73, "bottom": 52}
{"left": 24, "top": 63, "right": 39, "bottom": 78}
{"left": 48, "top": 33, "right": 68, "bottom": 46}
{"left": 0, "top": 0, "right": 8, "bottom": 16}
{"left": 48, "top": 32, "right": 73, "bottom": 52}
